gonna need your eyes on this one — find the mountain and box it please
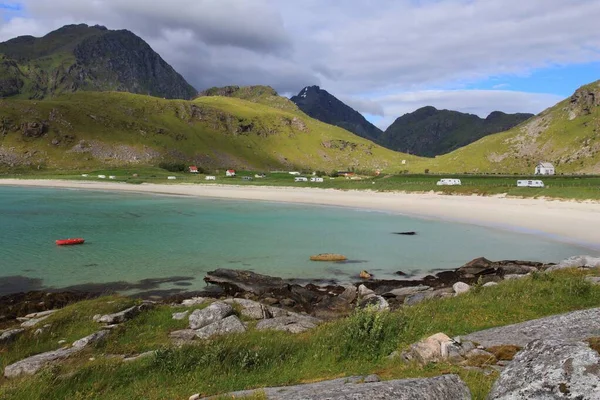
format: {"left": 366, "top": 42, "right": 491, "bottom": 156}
{"left": 429, "top": 80, "right": 600, "bottom": 174}
{"left": 380, "top": 107, "right": 534, "bottom": 157}
{"left": 0, "top": 24, "right": 197, "bottom": 100}
{"left": 0, "top": 90, "right": 419, "bottom": 172}
{"left": 290, "top": 86, "right": 383, "bottom": 142}
{"left": 197, "top": 85, "right": 299, "bottom": 112}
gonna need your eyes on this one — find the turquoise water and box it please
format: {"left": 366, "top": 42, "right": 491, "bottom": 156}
{"left": 0, "top": 186, "right": 595, "bottom": 296}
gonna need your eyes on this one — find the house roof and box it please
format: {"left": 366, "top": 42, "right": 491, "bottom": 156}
{"left": 189, "top": 166, "right": 198, "bottom": 169}
{"left": 227, "top": 169, "right": 235, "bottom": 172}
{"left": 538, "top": 162, "right": 554, "bottom": 168}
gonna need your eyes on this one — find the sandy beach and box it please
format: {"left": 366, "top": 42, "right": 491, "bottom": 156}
{"left": 2, "top": 179, "right": 600, "bottom": 250}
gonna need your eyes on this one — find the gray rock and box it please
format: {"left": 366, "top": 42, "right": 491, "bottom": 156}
{"left": 172, "top": 311, "right": 190, "bottom": 320}
{"left": 358, "top": 284, "right": 375, "bottom": 298}
{"left": 0, "top": 328, "right": 24, "bottom": 344}
{"left": 169, "top": 329, "right": 197, "bottom": 344}
{"left": 339, "top": 285, "right": 358, "bottom": 303}
{"left": 97, "top": 303, "right": 152, "bottom": 324}
{"left": 586, "top": 276, "right": 600, "bottom": 285}
{"left": 358, "top": 295, "right": 389, "bottom": 312}
{"left": 21, "top": 315, "right": 51, "bottom": 328}
{"left": 181, "top": 297, "right": 207, "bottom": 307}
{"left": 503, "top": 274, "right": 529, "bottom": 280}
{"left": 403, "top": 333, "right": 452, "bottom": 365}
{"left": 4, "top": 330, "right": 109, "bottom": 378}
{"left": 404, "top": 291, "right": 436, "bottom": 306}
{"left": 483, "top": 282, "right": 498, "bottom": 287}
{"left": 489, "top": 339, "right": 600, "bottom": 399}
{"left": 123, "top": 351, "right": 156, "bottom": 362}
{"left": 441, "top": 342, "right": 465, "bottom": 364}
{"left": 463, "top": 307, "right": 600, "bottom": 348}
{"left": 189, "top": 395, "right": 201, "bottom": 400}
{"left": 453, "top": 282, "right": 470, "bottom": 295}
{"left": 256, "top": 315, "right": 321, "bottom": 334}
{"left": 189, "top": 301, "right": 233, "bottom": 330}
{"left": 383, "top": 285, "right": 431, "bottom": 298}
{"left": 24, "top": 310, "right": 59, "bottom": 319}
{"left": 225, "top": 298, "right": 271, "bottom": 320}
{"left": 195, "top": 316, "right": 246, "bottom": 339}
{"left": 548, "top": 255, "right": 600, "bottom": 271}
{"left": 198, "top": 374, "right": 471, "bottom": 399}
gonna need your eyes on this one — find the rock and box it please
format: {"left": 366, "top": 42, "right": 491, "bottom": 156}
{"left": 404, "top": 333, "right": 453, "bottom": 364}
{"left": 359, "top": 270, "right": 372, "bottom": 279}
{"left": 483, "top": 282, "right": 498, "bottom": 287}
{"left": 464, "top": 307, "right": 600, "bottom": 348}
{"left": 503, "top": 274, "right": 529, "bottom": 280}
{"left": 457, "top": 257, "right": 494, "bottom": 275}
{"left": 169, "top": 329, "right": 197, "bottom": 344}
{"left": 338, "top": 285, "right": 357, "bottom": 303}
{"left": 441, "top": 342, "right": 465, "bottom": 364}
{"left": 198, "top": 374, "right": 471, "bottom": 399}
{"left": 4, "top": 330, "right": 108, "bottom": 378}
{"left": 586, "top": 276, "right": 600, "bottom": 285}
{"left": 310, "top": 254, "right": 348, "bottom": 262}
{"left": 280, "top": 298, "right": 296, "bottom": 307}
{"left": 204, "top": 269, "right": 288, "bottom": 296}
{"left": 172, "top": 311, "right": 190, "bottom": 320}
{"left": 97, "top": 303, "right": 152, "bottom": 324}
{"left": 58, "top": 340, "right": 67, "bottom": 345}
{"left": 488, "top": 339, "right": 600, "bottom": 399}
{"left": 225, "top": 298, "right": 271, "bottom": 320}
{"left": 21, "top": 121, "right": 48, "bottom": 138}
{"left": 452, "top": 282, "right": 470, "bottom": 295}
{"left": 256, "top": 314, "right": 321, "bottom": 334}
{"left": 548, "top": 255, "right": 600, "bottom": 271}
{"left": 195, "top": 316, "right": 246, "bottom": 339}
{"left": 24, "top": 310, "right": 59, "bottom": 319}
{"left": 463, "top": 349, "right": 497, "bottom": 366}
{"left": 358, "top": 284, "right": 375, "bottom": 299}
{"left": 181, "top": 297, "right": 207, "bottom": 307}
{"left": 189, "top": 395, "right": 200, "bottom": 400}
{"left": 123, "top": 351, "right": 156, "bottom": 362}
{"left": 358, "top": 295, "right": 389, "bottom": 312}
{"left": 486, "top": 345, "right": 521, "bottom": 361}
{"left": 383, "top": 285, "right": 431, "bottom": 298}
{"left": 73, "top": 330, "right": 109, "bottom": 349}
{"left": 21, "top": 315, "right": 51, "bottom": 328}
{"left": 262, "top": 297, "right": 279, "bottom": 306}
{"left": 189, "top": 302, "right": 233, "bottom": 330}
{"left": 404, "top": 291, "right": 436, "bottom": 306}
{"left": 0, "top": 328, "right": 24, "bottom": 344}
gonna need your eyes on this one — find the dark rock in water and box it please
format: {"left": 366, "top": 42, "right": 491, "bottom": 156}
{"left": 394, "top": 271, "right": 408, "bottom": 276}
{"left": 393, "top": 232, "right": 417, "bottom": 235}
{"left": 204, "top": 269, "right": 288, "bottom": 296}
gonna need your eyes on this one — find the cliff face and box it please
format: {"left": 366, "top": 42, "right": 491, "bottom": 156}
{"left": 291, "top": 86, "right": 383, "bottom": 142}
{"left": 0, "top": 24, "right": 197, "bottom": 100}
{"left": 381, "top": 107, "right": 533, "bottom": 157}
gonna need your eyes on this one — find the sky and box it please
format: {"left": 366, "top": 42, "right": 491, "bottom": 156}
{"left": 0, "top": 0, "right": 599, "bottom": 130}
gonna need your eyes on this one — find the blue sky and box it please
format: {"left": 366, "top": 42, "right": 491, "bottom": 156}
{"left": 0, "top": 0, "right": 598, "bottom": 129}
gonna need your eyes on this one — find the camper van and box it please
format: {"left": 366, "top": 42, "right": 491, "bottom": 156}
{"left": 436, "top": 178, "right": 462, "bottom": 186}
{"left": 294, "top": 177, "right": 308, "bottom": 182}
{"left": 310, "top": 177, "right": 324, "bottom": 183}
{"left": 517, "top": 180, "right": 544, "bottom": 188}
{"left": 205, "top": 176, "right": 216, "bottom": 181}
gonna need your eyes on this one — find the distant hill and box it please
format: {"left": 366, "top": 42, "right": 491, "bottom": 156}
{"left": 381, "top": 107, "right": 533, "bottom": 157}
{"left": 428, "top": 80, "right": 600, "bottom": 174}
{"left": 0, "top": 24, "right": 197, "bottom": 100}
{"left": 290, "top": 86, "right": 383, "bottom": 142}
{"left": 197, "top": 85, "right": 299, "bottom": 112}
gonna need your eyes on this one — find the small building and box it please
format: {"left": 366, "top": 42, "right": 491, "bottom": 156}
{"left": 310, "top": 177, "right": 324, "bottom": 183}
{"left": 189, "top": 166, "right": 199, "bottom": 173}
{"left": 294, "top": 177, "right": 308, "bottom": 182}
{"left": 535, "top": 162, "right": 555, "bottom": 176}
{"left": 97, "top": 175, "right": 106, "bottom": 179}
{"left": 205, "top": 175, "right": 216, "bottom": 181}
{"left": 517, "top": 180, "right": 544, "bottom": 188}
{"left": 436, "top": 178, "right": 462, "bottom": 186}
{"left": 226, "top": 169, "right": 236, "bottom": 177}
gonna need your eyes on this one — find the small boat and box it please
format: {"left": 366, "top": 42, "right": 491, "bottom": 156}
{"left": 56, "top": 238, "right": 85, "bottom": 246}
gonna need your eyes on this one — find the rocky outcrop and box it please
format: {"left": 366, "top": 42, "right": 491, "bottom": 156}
{"left": 489, "top": 339, "right": 600, "bottom": 399}
{"left": 197, "top": 374, "right": 471, "bottom": 400}
{"left": 188, "top": 301, "right": 233, "bottom": 330}
{"left": 4, "top": 330, "right": 109, "bottom": 378}
{"left": 256, "top": 314, "right": 321, "bottom": 334}
{"left": 463, "top": 307, "right": 600, "bottom": 348}
{"left": 547, "top": 255, "right": 600, "bottom": 271}
{"left": 0, "top": 328, "right": 24, "bottom": 344}
{"left": 94, "top": 303, "right": 153, "bottom": 325}
{"left": 204, "top": 269, "right": 288, "bottom": 296}
{"left": 195, "top": 315, "right": 246, "bottom": 339}
{"left": 21, "top": 121, "right": 48, "bottom": 138}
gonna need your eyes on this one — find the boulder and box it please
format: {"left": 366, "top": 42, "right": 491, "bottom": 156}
{"left": 195, "top": 316, "right": 246, "bottom": 339}
{"left": 403, "top": 333, "right": 453, "bottom": 365}
{"left": 464, "top": 307, "right": 600, "bottom": 348}
{"left": 72, "top": 330, "right": 109, "bottom": 349}
{"left": 204, "top": 269, "right": 288, "bottom": 296}
{"left": 172, "top": 311, "right": 190, "bottom": 320}
{"left": 358, "top": 295, "right": 389, "bottom": 312}
{"left": 96, "top": 303, "right": 152, "bottom": 324}
{"left": 359, "top": 270, "right": 372, "bottom": 279}
{"left": 169, "top": 329, "right": 197, "bottom": 345}
{"left": 21, "top": 315, "right": 51, "bottom": 328}
{"left": 456, "top": 257, "right": 494, "bottom": 275}
{"left": 338, "top": 285, "right": 357, "bottom": 303}
{"left": 404, "top": 291, "right": 436, "bottom": 306}
{"left": 225, "top": 298, "right": 271, "bottom": 320}
{"left": 24, "top": 310, "right": 59, "bottom": 319}
{"left": 548, "top": 255, "right": 600, "bottom": 271}
{"left": 383, "top": 285, "right": 431, "bottom": 299}
{"left": 503, "top": 274, "right": 530, "bottom": 280}
{"left": 189, "top": 302, "right": 233, "bottom": 330}
{"left": 586, "top": 276, "right": 600, "bottom": 285}
{"left": 310, "top": 254, "right": 347, "bottom": 262}
{"left": 181, "top": 297, "right": 207, "bottom": 307}
{"left": 197, "top": 374, "right": 471, "bottom": 400}
{"left": 256, "top": 314, "right": 321, "bottom": 334}
{"left": 483, "top": 282, "right": 498, "bottom": 287}
{"left": 0, "top": 328, "right": 24, "bottom": 344}
{"left": 488, "top": 339, "right": 600, "bottom": 399}
{"left": 452, "top": 282, "right": 470, "bottom": 295}
{"left": 358, "top": 284, "right": 375, "bottom": 299}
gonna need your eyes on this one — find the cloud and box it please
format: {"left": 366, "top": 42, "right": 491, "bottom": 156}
{"left": 339, "top": 97, "right": 385, "bottom": 117}
{"left": 373, "top": 90, "right": 564, "bottom": 130}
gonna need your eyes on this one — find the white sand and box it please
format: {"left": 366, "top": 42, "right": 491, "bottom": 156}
{"left": 2, "top": 179, "right": 600, "bottom": 250}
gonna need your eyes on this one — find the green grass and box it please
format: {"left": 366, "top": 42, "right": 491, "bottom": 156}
{"left": 1, "top": 268, "right": 599, "bottom": 400}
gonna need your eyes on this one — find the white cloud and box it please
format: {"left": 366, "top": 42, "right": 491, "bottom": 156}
{"left": 339, "top": 96, "right": 385, "bottom": 117}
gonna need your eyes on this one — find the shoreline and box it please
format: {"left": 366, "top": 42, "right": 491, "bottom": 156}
{"left": 1, "top": 179, "right": 600, "bottom": 251}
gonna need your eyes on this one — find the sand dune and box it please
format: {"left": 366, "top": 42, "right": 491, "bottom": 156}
{"left": 2, "top": 179, "right": 599, "bottom": 250}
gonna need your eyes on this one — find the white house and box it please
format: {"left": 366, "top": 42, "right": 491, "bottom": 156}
{"left": 436, "top": 178, "right": 462, "bottom": 186}
{"left": 517, "top": 180, "right": 544, "bottom": 188}
{"left": 226, "top": 169, "right": 236, "bottom": 177}
{"left": 310, "top": 177, "right": 324, "bottom": 183}
{"left": 294, "top": 177, "right": 308, "bottom": 182}
{"left": 205, "top": 175, "right": 216, "bottom": 181}
{"left": 535, "top": 162, "right": 555, "bottom": 175}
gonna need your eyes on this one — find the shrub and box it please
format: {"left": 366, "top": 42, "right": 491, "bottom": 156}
{"left": 158, "top": 162, "right": 187, "bottom": 172}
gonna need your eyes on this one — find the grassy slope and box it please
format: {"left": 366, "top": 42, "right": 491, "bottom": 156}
{"left": 1, "top": 268, "right": 599, "bottom": 400}
{"left": 430, "top": 81, "right": 600, "bottom": 174}
{"left": 0, "top": 91, "right": 420, "bottom": 172}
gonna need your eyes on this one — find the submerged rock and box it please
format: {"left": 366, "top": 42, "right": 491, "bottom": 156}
{"left": 310, "top": 254, "right": 348, "bottom": 262}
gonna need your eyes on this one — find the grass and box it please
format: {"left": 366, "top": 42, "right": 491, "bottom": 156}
{"left": 1, "top": 268, "right": 599, "bottom": 399}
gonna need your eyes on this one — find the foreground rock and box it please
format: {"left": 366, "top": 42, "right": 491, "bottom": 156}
{"left": 195, "top": 315, "right": 246, "bottom": 339}
{"left": 0, "top": 328, "right": 24, "bottom": 344}
{"left": 489, "top": 339, "right": 600, "bottom": 399}
{"left": 189, "top": 301, "right": 233, "bottom": 330}
{"left": 4, "top": 330, "right": 109, "bottom": 378}
{"left": 463, "top": 307, "right": 600, "bottom": 348}
{"left": 197, "top": 374, "right": 471, "bottom": 399}
{"left": 95, "top": 303, "right": 153, "bottom": 324}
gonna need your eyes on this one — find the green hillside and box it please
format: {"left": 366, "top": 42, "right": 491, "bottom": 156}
{"left": 428, "top": 80, "right": 600, "bottom": 174}
{"left": 0, "top": 91, "right": 420, "bottom": 172}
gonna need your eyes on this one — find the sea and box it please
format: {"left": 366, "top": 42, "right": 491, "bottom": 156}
{"left": 0, "top": 186, "right": 596, "bottom": 297}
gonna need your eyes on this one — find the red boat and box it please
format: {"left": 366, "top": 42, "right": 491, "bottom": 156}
{"left": 55, "top": 238, "right": 85, "bottom": 246}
